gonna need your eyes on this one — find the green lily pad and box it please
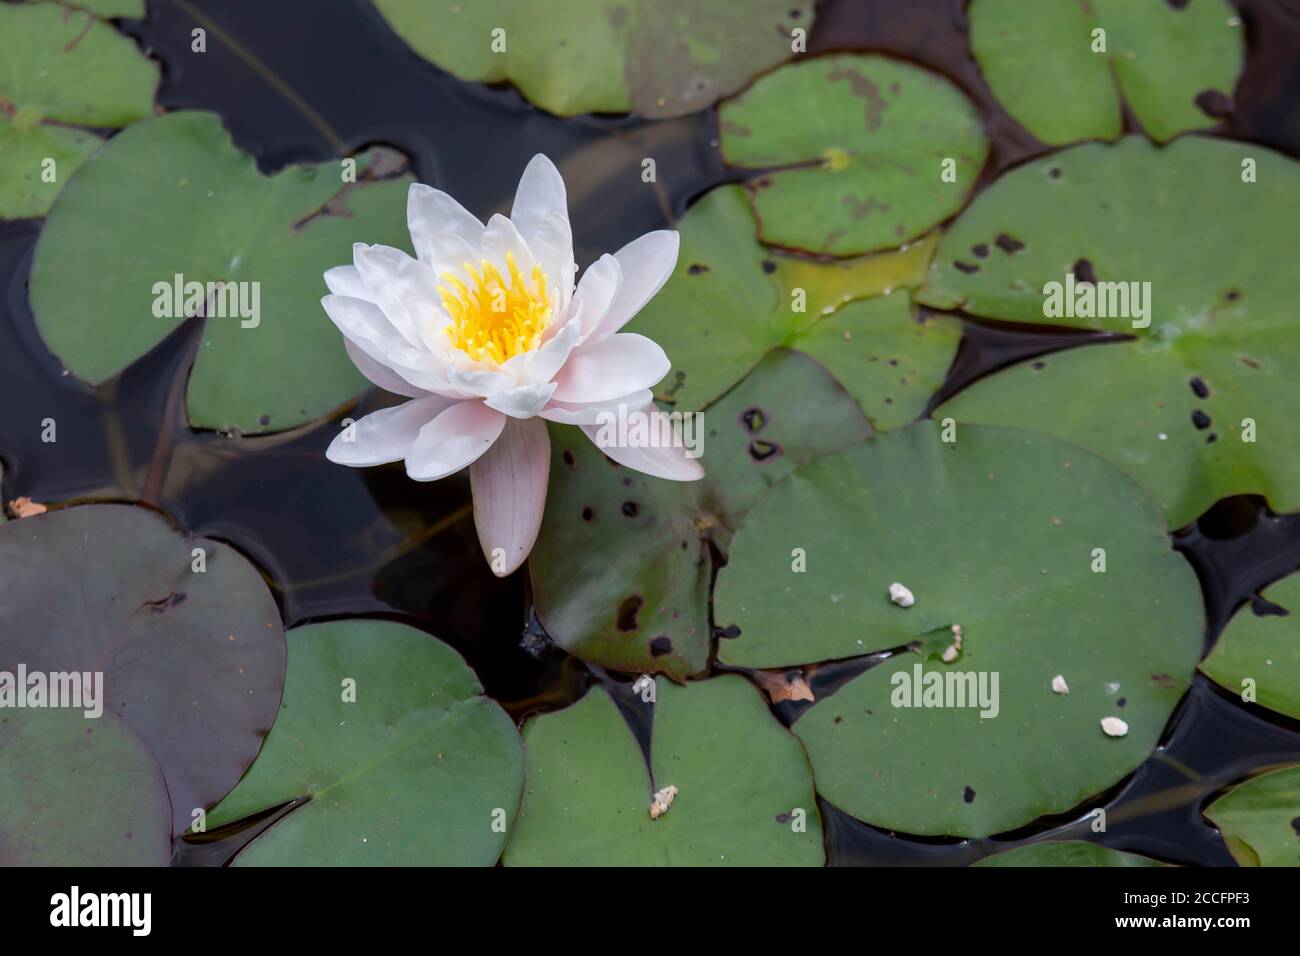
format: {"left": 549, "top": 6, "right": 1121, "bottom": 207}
{"left": 0, "top": 1, "right": 157, "bottom": 219}
{"left": 372, "top": 0, "right": 812, "bottom": 118}
{"left": 920, "top": 136, "right": 1300, "bottom": 528}
{"left": 715, "top": 421, "right": 1203, "bottom": 837}
{"left": 1204, "top": 764, "right": 1300, "bottom": 866}
{"left": 974, "top": 841, "right": 1163, "bottom": 867}
{"left": 717, "top": 54, "right": 988, "bottom": 256}
{"left": 531, "top": 349, "right": 870, "bottom": 680}
{"left": 0, "top": 708, "right": 171, "bottom": 866}
{"left": 969, "top": 0, "right": 1243, "bottom": 146}
{"left": 1201, "top": 571, "right": 1300, "bottom": 722}
{"left": 627, "top": 184, "right": 959, "bottom": 420}
{"left": 503, "top": 676, "right": 823, "bottom": 865}
{"left": 59, "top": 0, "right": 146, "bottom": 17}
{"left": 29, "top": 110, "right": 413, "bottom": 434}
{"left": 0, "top": 504, "right": 285, "bottom": 837}
{"left": 208, "top": 620, "right": 523, "bottom": 866}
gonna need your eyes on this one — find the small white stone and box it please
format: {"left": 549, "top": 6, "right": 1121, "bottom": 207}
{"left": 1051, "top": 674, "right": 1069, "bottom": 695}
{"left": 1101, "top": 716, "right": 1129, "bottom": 737}
{"left": 889, "top": 582, "right": 915, "bottom": 608}
{"left": 649, "top": 785, "right": 678, "bottom": 820}
{"left": 941, "top": 624, "right": 963, "bottom": 663}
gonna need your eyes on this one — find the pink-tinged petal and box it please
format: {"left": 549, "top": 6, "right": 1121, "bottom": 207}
{"left": 502, "top": 316, "right": 581, "bottom": 386}
{"left": 550, "top": 333, "right": 670, "bottom": 404}
{"left": 405, "top": 401, "right": 506, "bottom": 481}
{"left": 484, "top": 381, "right": 556, "bottom": 419}
{"left": 408, "top": 183, "right": 485, "bottom": 262}
{"left": 567, "top": 254, "right": 622, "bottom": 340}
{"left": 581, "top": 423, "right": 705, "bottom": 481}
{"left": 326, "top": 396, "right": 453, "bottom": 467}
{"left": 540, "top": 389, "right": 653, "bottom": 425}
{"left": 470, "top": 416, "right": 550, "bottom": 577}
{"left": 352, "top": 243, "right": 442, "bottom": 347}
{"left": 324, "top": 264, "right": 367, "bottom": 298}
{"left": 590, "top": 230, "right": 680, "bottom": 340}
{"left": 344, "top": 339, "right": 425, "bottom": 398}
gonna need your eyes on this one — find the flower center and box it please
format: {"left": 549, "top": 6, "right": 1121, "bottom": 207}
{"left": 438, "top": 252, "right": 552, "bottom": 365}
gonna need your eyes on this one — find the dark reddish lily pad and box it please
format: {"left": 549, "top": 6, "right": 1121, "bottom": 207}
{"left": 0, "top": 504, "right": 285, "bottom": 835}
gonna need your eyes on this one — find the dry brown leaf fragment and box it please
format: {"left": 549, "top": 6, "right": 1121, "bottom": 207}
{"left": 9, "top": 497, "right": 47, "bottom": 518}
{"left": 751, "top": 668, "right": 815, "bottom": 704}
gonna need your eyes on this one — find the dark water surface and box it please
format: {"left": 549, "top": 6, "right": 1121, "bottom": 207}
{"left": 1, "top": 0, "right": 1298, "bottom": 866}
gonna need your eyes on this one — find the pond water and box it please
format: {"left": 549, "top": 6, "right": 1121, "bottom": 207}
{"left": 1, "top": 0, "right": 1297, "bottom": 866}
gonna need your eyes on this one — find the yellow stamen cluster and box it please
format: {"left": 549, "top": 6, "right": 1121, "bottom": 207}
{"left": 439, "top": 252, "right": 552, "bottom": 365}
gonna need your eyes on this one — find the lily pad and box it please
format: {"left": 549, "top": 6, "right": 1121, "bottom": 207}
{"left": 1204, "top": 764, "right": 1300, "bottom": 866}
{"left": 715, "top": 421, "right": 1203, "bottom": 837}
{"left": 0, "top": 708, "right": 171, "bottom": 866}
{"left": 30, "top": 110, "right": 413, "bottom": 434}
{"left": 627, "top": 184, "right": 959, "bottom": 420}
{"left": 503, "top": 676, "right": 824, "bottom": 865}
{"left": 921, "top": 136, "right": 1300, "bottom": 528}
{"left": 530, "top": 349, "right": 870, "bottom": 680}
{"left": 1201, "top": 571, "right": 1300, "bottom": 722}
{"left": 974, "top": 841, "right": 1163, "bottom": 867}
{"left": 969, "top": 0, "right": 1243, "bottom": 146}
{"left": 60, "top": 0, "right": 145, "bottom": 16}
{"left": 717, "top": 54, "right": 988, "bottom": 256}
{"left": 371, "top": 0, "right": 812, "bottom": 118}
{"left": 207, "top": 620, "right": 523, "bottom": 866}
{"left": 0, "top": 504, "right": 285, "bottom": 836}
{"left": 0, "top": 1, "right": 157, "bottom": 219}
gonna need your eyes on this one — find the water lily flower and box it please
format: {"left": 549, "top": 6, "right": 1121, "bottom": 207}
{"left": 322, "top": 154, "right": 704, "bottom": 576}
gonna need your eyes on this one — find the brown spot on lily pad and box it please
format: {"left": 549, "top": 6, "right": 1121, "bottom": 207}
{"left": 617, "top": 595, "right": 643, "bottom": 632}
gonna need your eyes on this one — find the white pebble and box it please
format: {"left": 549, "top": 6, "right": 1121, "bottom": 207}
{"left": 1100, "top": 716, "right": 1129, "bottom": 737}
{"left": 1051, "top": 674, "right": 1069, "bottom": 695}
{"left": 889, "top": 582, "right": 915, "bottom": 608}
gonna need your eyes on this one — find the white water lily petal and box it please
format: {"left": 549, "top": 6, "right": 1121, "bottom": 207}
{"left": 326, "top": 396, "right": 454, "bottom": 466}
{"left": 470, "top": 416, "right": 551, "bottom": 577}
{"left": 480, "top": 213, "right": 539, "bottom": 276}
{"left": 540, "top": 389, "right": 654, "bottom": 425}
{"left": 591, "top": 230, "right": 680, "bottom": 340}
{"left": 324, "top": 264, "right": 368, "bottom": 299}
{"left": 423, "top": 230, "right": 483, "bottom": 284}
{"left": 407, "top": 182, "right": 485, "bottom": 263}
{"left": 511, "top": 155, "right": 569, "bottom": 249}
{"left": 353, "top": 243, "right": 444, "bottom": 349}
{"left": 405, "top": 401, "right": 506, "bottom": 481}
{"left": 343, "top": 339, "right": 425, "bottom": 398}
{"left": 445, "top": 359, "right": 519, "bottom": 399}
{"left": 530, "top": 212, "right": 576, "bottom": 312}
{"left": 322, "top": 294, "right": 407, "bottom": 365}
{"left": 581, "top": 424, "right": 705, "bottom": 481}
{"left": 502, "top": 316, "right": 582, "bottom": 387}
{"left": 551, "top": 333, "right": 670, "bottom": 404}
{"left": 484, "top": 381, "right": 557, "bottom": 419}
{"left": 568, "top": 254, "right": 622, "bottom": 340}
